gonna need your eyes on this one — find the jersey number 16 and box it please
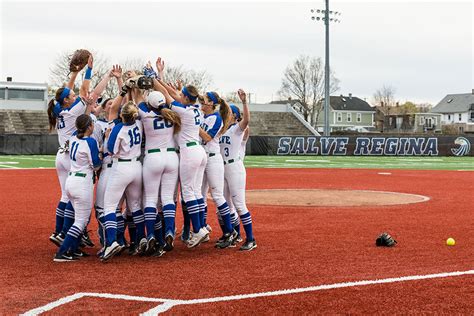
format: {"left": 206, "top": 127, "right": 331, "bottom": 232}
{"left": 127, "top": 126, "right": 141, "bottom": 147}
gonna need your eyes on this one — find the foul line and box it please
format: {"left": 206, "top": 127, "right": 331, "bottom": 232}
{"left": 22, "top": 269, "right": 474, "bottom": 315}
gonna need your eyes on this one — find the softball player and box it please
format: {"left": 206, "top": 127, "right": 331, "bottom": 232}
{"left": 219, "top": 89, "right": 256, "bottom": 251}
{"left": 153, "top": 59, "right": 208, "bottom": 248}
{"left": 54, "top": 114, "right": 101, "bottom": 261}
{"left": 47, "top": 57, "right": 94, "bottom": 246}
{"left": 199, "top": 91, "right": 236, "bottom": 248}
{"left": 136, "top": 90, "right": 180, "bottom": 254}
{"left": 101, "top": 86, "right": 144, "bottom": 261}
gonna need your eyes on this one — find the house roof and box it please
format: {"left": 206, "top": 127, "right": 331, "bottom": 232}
{"left": 431, "top": 93, "right": 474, "bottom": 113}
{"left": 327, "top": 95, "right": 375, "bottom": 112}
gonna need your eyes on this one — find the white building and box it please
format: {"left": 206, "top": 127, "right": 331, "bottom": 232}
{"left": 0, "top": 79, "right": 48, "bottom": 111}
{"left": 431, "top": 90, "right": 474, "bottom": 133}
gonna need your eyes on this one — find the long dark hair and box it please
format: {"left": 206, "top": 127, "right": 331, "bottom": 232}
{"left": 47, "top": 87, "right": 67, "bottom": 131}
{"left": 75, "top": 114, "right": 93, "bottom": 139}
{"left": 207, "top": 91, "right": 232, "bottom": 134}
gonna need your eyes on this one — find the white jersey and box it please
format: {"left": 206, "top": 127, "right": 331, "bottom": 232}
{"left": 138, "top": 102, "right": 176, "bottom": 151}
{"left": 107, "top": 120, "right": 143, "bottom": 160}
{"left": 219, "top": 123, "right": 245, "bottom": 160}
{"left": 91, "top": 119, "right": 107, "bottom": 147}
{"left": 68, "top": 134, "right": 101, "bottom": 174}
{"left": 170, "top": 101, "right": 202, "bottom": 148}
{"left": 240, "top": 138, "right": 248, "bottom": 159}
{"left": 201, "top": 112, "right": 223, "bottom": 154}
{"left": 52, "top": 97, "right": 87, "bottom": 147}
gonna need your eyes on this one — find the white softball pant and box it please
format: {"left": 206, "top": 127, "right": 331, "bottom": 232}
{"left": 224, "top": 160, "right": 249, "bottom": 216}
{"left": 55, "top": 150, "right": 71, "bottom": 203}
{"left": 95, "top": 162, "right": 113, "bottom": 214}
{"left": 65, "top": 173, "right": 94, "bottom": 232}
{"left": 143, "top": 151, "right": 179, "bottom": 208}
{"left": 202, "top": 153, "right": 226, "bottom": 206}
{"left": 104, "top": 160, "right": 143, "bottom": 215}
{"left": 179, "top": 145, "right": 207, "bottom": 203}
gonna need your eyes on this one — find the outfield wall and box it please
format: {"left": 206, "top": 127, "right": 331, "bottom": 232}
{"left": 1, "top": 134, "right": 473, "bottom": 156}
{"left": 247, "top": 136, "right": 474, "bottom": 156}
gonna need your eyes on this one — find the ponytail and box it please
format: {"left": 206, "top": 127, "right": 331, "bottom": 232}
{"left": 47, "top": 99, "right": 57, "bottom": 131}
{"left": 161, "top": 108, "right": 181, "bottom": 134}
{"left": 217, "top": 95, "right": 232, "bottom": 135}
{"left": 47, "top": 87, "right": 69, "bottom": 131}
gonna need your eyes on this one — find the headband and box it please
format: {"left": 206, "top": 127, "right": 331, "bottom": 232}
{"left": 182, "top": 87, "right": 197, "bottom": 101}
{"left": 58, "top": 87, "right": 70, "bottom": 105}
{"left": 206, "top": 92, "right": 218, "bottom": 105}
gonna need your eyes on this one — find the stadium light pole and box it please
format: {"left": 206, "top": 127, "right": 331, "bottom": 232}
{"left": 311, "top": 2, "right": 341, "bottom": 136}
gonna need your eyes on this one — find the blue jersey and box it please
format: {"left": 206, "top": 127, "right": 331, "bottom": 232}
{"left": 52, "top": 97, "right": 86, "bottom": 147}
{"left": 170, "top": 101, "right": 202, "bottom": 148}
{"left": 107, "top": 120, "right": 143, "bottom": 159}
{"left": 201, "top": 112, "right": 223, "bottom": 153}
{"left": 138, "top": 102, "right": 176, "bottom": 151}
{"left": 68, "top": 134, "right": 101, "bottom": 174}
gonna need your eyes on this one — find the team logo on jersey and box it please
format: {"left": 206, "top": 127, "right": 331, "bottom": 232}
{"left": 451, "top": 137, "right": 471, "bottom": 156}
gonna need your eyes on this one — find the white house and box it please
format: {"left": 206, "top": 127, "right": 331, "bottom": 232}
{"left": 431, "top": 90, "right": 474, "bottom": 133}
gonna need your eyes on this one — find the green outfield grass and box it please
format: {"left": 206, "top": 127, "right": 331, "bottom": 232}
{"left": 0, "top": 155, "right": 473, "bottom": 170}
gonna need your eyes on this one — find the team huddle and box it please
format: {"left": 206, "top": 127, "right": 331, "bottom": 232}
{"left": 47, "top": 53, "right": 256, "bottom": 262}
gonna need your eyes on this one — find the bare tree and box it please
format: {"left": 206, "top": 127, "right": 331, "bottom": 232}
{"left": 163, "top": 64, "right": 213, "bottom": 92}
{"left": 279, "top": 55, "right": 339, "bottom": 126}
{"left": 373, "top": 85, "right": 396, "bottom": 108}
{"left": 224, "top": 91, "right": 240, "bottom": 104}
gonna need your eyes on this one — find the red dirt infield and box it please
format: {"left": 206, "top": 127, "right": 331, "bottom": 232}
{"left": 1, "top": 168, "right": 473, "bottom": 314}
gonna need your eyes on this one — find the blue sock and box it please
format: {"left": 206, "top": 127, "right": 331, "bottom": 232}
{"left": 162, "top": 204, "right": 176, "bottom": 236}
{"left": 55, "top": 201, "right": 67, "bottom": 234}
{"left": 61, "top": 202, "right": 75, "bottom": 235}
{"left": 154, "top": 213, "right": 165, "bottom": 245}
{"left": 97, "top": 212, "right": 105, "bottom": 247}
{"left": 103, "top": 212, "right": 117, "bottom": 247}
{"left": 132, "top": 210, "right": 145, "bottom": 242}
{"left": 197, "top": 198, "right": 206, "bottom": 228}
{"left": 231, "top": 212, "right": 241, "bottom": 236}
{"left": 217, "top": 202, "right": 233, "bottom": 234}
{"left": 125, "top": 214, "right": 136, "bottom": 244}
{"left": 116, "top": 211, "right": 125, "bottom": 246}
{"left": 144, "top": 207, "right": 156, "bottom": 239}
{"left": 185, "top": 200, "right": 201, "bottom": 233}
{"left": 181, "top": 200, "right": 190, "bottom": 230}
{"left": 57, "top": 225, "right": 81, "bottom": 255}
{"left": 240, "top": 212, "right": 254, "bottom": 241}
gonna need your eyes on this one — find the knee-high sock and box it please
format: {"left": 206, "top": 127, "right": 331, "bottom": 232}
{"left": 116, "top": 210, "right": 125, "bottom": 245}
{"left": 125, "top": 214, "right": 136, "bottom": 245}
{"left": 217, "top": 202, "right": 233, "bottom": 234}
{"left": 240, "top": 212, "right": 254, "bottom": 241}
{"left": 61, "top": 202, "right": 75, "bottom": 235}
{"left": 231, "top": 212, "right": 241, "bottom": 236}
{"left": 144, "top": 207, "right": 157, "bottom": 239}
{"left": 103, "top": 212, "right": 117, "bottom": 247}
{"left": 181, "top": 199, "right": 190, "bottom": 230}
{"left": 162, "top": 204, "right": 176, "bottom": 236}
{"left": 57, "top": 225, "right": 82, "bottom": 255}
{"left": 186, "top": 200, "right": 201, "bottom": 234}
{"left": 154, "top": 213, "right": 165, "bottom": 245}
{"left": 197, "top": 198, "right": 206, "bottom": 228}
{"left": 132, "top": 210, "right": 145, "bottom": 242}
{"left": 55, "top": 201, "right": 67, "bottom": 234}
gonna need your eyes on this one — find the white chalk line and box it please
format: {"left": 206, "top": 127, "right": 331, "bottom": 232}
{"left": 22, "top": 269, "right": 474, "bottom": 315}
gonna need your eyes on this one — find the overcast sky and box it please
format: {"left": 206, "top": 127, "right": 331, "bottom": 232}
{"left": 0, "top": 0, "right": 472, "bottom": 105}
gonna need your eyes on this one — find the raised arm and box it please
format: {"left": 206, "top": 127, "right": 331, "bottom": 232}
{"left": 238, "top": 89, "right": 250, "bottom": 130}
{"left": 66, "top": 71, "right": 79, "bottom": 90}
{"left": 153, "top": 78, "right": 174, "bottom": 105}
{"left": 90, "top": 70, "right": 112, "bottom": 103}
{"left": 155, "top": 57, "right": 185, "bottom": 103}
{"left": 79, "top": 54, "right": 94, "bottom": 99}
{"left": 108, "top": 84, "right": 130, "bottom": 121}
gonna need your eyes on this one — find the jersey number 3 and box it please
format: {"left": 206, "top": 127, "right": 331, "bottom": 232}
{"left": 127, "top": 126, "right": 141, "bottom": 147}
